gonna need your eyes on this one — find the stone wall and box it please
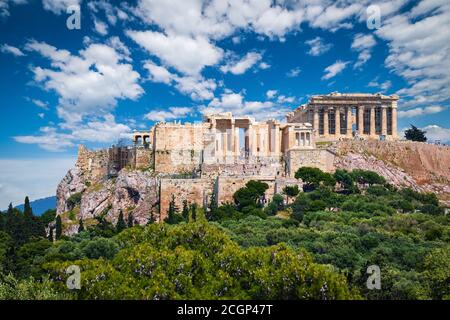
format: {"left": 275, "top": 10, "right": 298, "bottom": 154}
{"left": 134, "top": 148, "right": 153, "bottom": 170}
{"left": 159, "top": 178, "right": 215, "bottom": 220}
{"left": 201, "top": 161, "right": 283, "bottom": 179}
{"left": 76, "top": 145, "right": 109, "bottom": 183}
{"left": 153, "top": 123, "right": 206, "bottom": 173}
{"left": 285, "top": 149, "right": 335, "bottom": 176}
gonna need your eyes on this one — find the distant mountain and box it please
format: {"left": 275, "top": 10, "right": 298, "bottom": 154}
{"left": 15, "top": 196, "right": 56, "bottom": 216}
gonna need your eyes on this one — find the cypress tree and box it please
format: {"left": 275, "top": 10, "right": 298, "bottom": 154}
{"left": 191, "top": 203, "right": 197, "bottom": 222}
{"left": 116, "top": 210, "right": 126, "bottom": 233}
{"left": 48, "top": 226, "right": 54, "bottom": 242}
{"left": 166, "top": 195, "right": 179, "bottom": 224}
{"left": 182, "top": 200, "right": 189, "bottom": 222}
{"left": 78, "top": 218, "right": 84, "bottom": 233}
{"left": 55, "top": 215, "right": 62, "bottom": 240}
{"left": 127, "top": 212, "right": 134, "bottom": 228}
{"left": 23, "top": 196, "right": 33, "bottom": 218}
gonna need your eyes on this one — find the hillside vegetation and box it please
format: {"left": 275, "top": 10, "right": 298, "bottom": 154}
{"left": 0, "top": 167, "right": 448, "bottom": 300}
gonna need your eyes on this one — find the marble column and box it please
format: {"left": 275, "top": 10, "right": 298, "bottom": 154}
{"left": 358, "top": 106, "right": 364, "bottom": 135}
{"left": 391, "top": 101, "right": 398, "bottom": 138}
{"left": 313, "top": 108, "right": 319, "bottom": 137}
{"left": 381, "top": 106, "right": 387, "bottom": 136}
{"left": 370, "top": 106, "right": 376, "bottom": 137}
{"left": 346, "top": 107, "right": 353, "bottom": 137}
{"left": 335, "top": 107, "right": 341, "bottom": 137}
{"left": 323, "top": 108, "right": 329, "bottom": 137}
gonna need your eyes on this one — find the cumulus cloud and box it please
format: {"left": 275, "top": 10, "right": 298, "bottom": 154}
{"left": 368, "top": 79, "right": 392, "bottom": 92}
{"left": 421, "top": 125, "right": 450, "bottom": 143}
{"left": 376, "top": 1, "right": 450, "bottom": 108}
{"left": 25, "top": 40, "right": 143, "bottom": 122}
{"left": 0, "top": 43, "right": 25, "bottom": 56}
{"left": 42, "top": 0, "right": 81, "bottom": 14}
{"left": 93, "top": 19, "right": 108, "bottom": 35}
{"left": 266, "top": 90, "right": 277, "bottom": 99}
{"left": 143, "top": 61, "right": 216, "bottom": 100}
{"left": 14, "top": 114, "right": 132, "bottom": 151}
{"left": 220, "top": 51, "right": 264, "bottom": 75}
{"left": 305, "top": 37, "right": 332, "bottom": 56}
{"left": 286, "top": 67, "right": 301, "bottom": 78}
{"left": 351, "top": 33, "right": 376, "bottom": 69}
{"left": 200, "top": 91, "right": 290, "bottom": 121}
{"left": 322, "top": 60, "right": 348, "bottom": 80}
{"left": 127, "top": 30, "right": 223, "bottom": 76}
{"left": 0, "top": 0, "right": 27, "bottom": 17}
{"left": 144, "top": 106, "right": 191, "bottom": 122}
{"left": 398, "top": 105, "right": 446, "bottom": 118}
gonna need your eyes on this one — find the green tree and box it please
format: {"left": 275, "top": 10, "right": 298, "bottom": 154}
{"left": 166, "top": 195, "right": 181, "bottom": 224}
{"left": 283, "top": 185, "right": 299, "bottom": 204}
{"left": 78, "top": 219, "right": 84, "bottom": 233}
{"left": 404, "top": 125, "right": 427, "bottom": 142}
{"left": 233, "top": 180, "right": 269, "bottom": 210}
{"left": 190, "top": 203, "right": 197, "bottom": 222}
{"left": 55, "top": 215, "right": 62, "bottom": 240}
{"left": 182, "top": 200, "right": 189, "bottom": 222}
{"left": 127, "top": 213, "right": 134, "bottom": 228}
{"left": 116, "top": 211, "right": 126, "bottom": 233}
{"left": 48, "top": 227, "right": 54, "bottom": 242}
{"left": 295, "top": 167, "right": 336, "bottom": 191}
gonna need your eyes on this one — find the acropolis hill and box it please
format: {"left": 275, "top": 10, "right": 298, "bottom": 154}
{"left": 55, "top": 93, "right": 450, "bottom": 234}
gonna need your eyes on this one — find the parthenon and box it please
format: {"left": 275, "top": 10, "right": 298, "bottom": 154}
{"left": 286, "top": 93, "right": 399, "bottom": 141}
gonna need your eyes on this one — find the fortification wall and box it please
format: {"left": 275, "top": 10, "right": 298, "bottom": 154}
{"left": 159, "top": 178, "right": 215, "bottom": 220}
{"left": 76, "top": 145, "right": 109, "bottom": 183}
{"left": 134, "top": 148, "right": 153, "bottom": 170}
{"left": 153, "top": 124, "right": 206, "bottom": 173}
{"left": 285, "top": 149, "right": 335, "bottom": 176}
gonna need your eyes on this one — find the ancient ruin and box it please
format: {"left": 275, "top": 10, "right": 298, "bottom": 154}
{"left": 286, "top": 93, "right": 399, "bottom": 141}
{"left": 58, "top": 92, "right": 448, "bottom": 235}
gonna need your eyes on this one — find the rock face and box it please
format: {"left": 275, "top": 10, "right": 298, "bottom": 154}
{"left": 333, "top": 140, "right": 450, "bottom": 198}
{"left": 56, "top": 168, "right": 85, "bottom": 214}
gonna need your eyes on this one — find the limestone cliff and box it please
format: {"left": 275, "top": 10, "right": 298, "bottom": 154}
{"left": 332, "top": 140, "right": 450, "bottom": 200}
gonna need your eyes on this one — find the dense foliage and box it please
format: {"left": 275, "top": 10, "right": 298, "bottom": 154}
{"left": 404, "top": 125, "right": 427, "bottom": 142}
{"left": 0, "top": 167, "right": 448, "bottom": 300}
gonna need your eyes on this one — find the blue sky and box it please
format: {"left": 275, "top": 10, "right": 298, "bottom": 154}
{"left": 1, "top": 0, "right": 449, "bottom": 207}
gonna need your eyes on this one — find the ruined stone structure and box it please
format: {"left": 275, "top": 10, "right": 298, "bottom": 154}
{"left": 57, "top": 93, "right": 433, "bottom": 235}
{"left": 286, "top": 93, "right": 399, "bottom": 141}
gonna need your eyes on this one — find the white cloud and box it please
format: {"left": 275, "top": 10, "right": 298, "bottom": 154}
{"left": 421, "top": 125, "right": 450, "bottom": 143}
{"left": 25, "top": 40, "right": 143, "bottom": 122}
{"left": 305, "top": 37, "right": 332, "bottom": 56}
{"left": 94, "top": 19, "right": 108, "bottom": 36}
{"left": 14, "top": 114, "right": 133, "bottom": 151}
{"left": 321, "top": 60, "right": 348, "bottom": 80}
{"left": 0, "top": 157, "right": 76, "bottom": 209}
{"left": 143, "top": 60, "right": 173, "bottom": 84}
{"left": 42, "top": 0, "right": 81, "bottom": 14}
{"left": 0, "top": 43, "right": 25, "bottom": 56}
{"left": 143, "top": 61, "right": 217, "bottom": 100}
{"left": 144, "top": 106, "right": 191, "bottom": 122}
{"left": 126, "top": 30, "right": 223, "bottom": 76}
{"left": 30, "top": 99, "right": 48, "bottom": 109}
{"left": 376, "top": 1, "right": 450, "bottom": 108}
{"left": 351, "top": 33, "right": 376, "bottom": 69}
{"left": 220, "top": 51, "right": 263, "bottom": 75}
{"left": 0, "top": 0, "right": 27, "bottom": 17}
{"left": 201, "top": 91, "right": 290, "bottom": 121}
{"left": 258, "top": 62, "right": 270, "bottom": 70}
{"left": 277, "top": 95, "right": 295, "bottom": 104}
{"left": 398, "top": 105, "right": 446, "bottom": 118}
{"left": 266, "top": 90, "right": 277, "bottom": 99}
{"left": 368, "top": 79, "right": 392, "bottom": 92}
{"left": 286, "top": 67, "right": 301, "bottom": 77}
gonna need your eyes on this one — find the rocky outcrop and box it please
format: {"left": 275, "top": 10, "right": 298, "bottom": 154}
{"left": 56, "top": 168, "right": 85, "bottom": 214}
{"left": 332, "top": 140, "right": 450, "bottom": 199}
